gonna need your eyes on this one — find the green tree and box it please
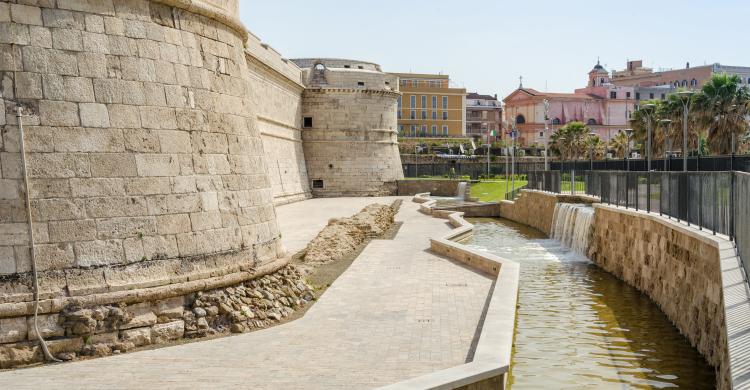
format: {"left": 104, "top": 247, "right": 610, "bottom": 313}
{"left": 549, "top": 121, "right": 589, "bottom": 160}
{"left": 693, "top": 73, "right": 750, "bottom": 154}
{"left": 609, "top": 130, "right": 630, "bottom": 158}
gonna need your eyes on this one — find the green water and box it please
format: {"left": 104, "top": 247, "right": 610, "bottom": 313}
{"left": 464, "top": 218, "right": 716, "bottom": 389}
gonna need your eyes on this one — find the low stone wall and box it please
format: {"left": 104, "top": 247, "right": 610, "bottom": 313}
{"left": 588, "top": 204, "right": 731, "bottom": 389}
{"left": 498, "top": 190, "right": 597, "bottom": 235}
{"left": 396, "top": 180, "right": 462, "bottom": 197}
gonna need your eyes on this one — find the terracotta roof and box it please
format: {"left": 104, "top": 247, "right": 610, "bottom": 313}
{"left": 466, "top": 92, "right": 497, "bottom": 100}
{"left": 514, "top": 88, "right": 600, "bottom": 99}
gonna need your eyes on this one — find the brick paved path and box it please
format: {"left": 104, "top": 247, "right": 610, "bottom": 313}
{"left": 0, "top": 199, "right": 493, "bottom": 389}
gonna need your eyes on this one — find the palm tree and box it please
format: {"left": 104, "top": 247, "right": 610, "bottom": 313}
{"left": 693, "top": 73, "right": 750, "bottom": 154}
{"left": 631, "top": 100, "right": 670, "bottom": 157}
{"left": 657, "top": 91, "right": 703, "bottom": 157}
{"left": 609, "top": 130, "right": 629, "bottom": 158}
{"left": 549, "top": 121, "right": 589, "bottom": 160}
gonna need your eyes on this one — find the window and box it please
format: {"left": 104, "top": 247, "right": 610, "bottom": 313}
{"left": 312, "top": 179, "right": 324, "bottom": 189}
{"left": 421, "top": 110, "right": 427, "bottom": 119}
{"left": 397, "top": 110, "right": 401, "bottom": 119}
{"left": 410, "top": 95, "right": 416, "bottom": 108}
{"left": 649, "top": 93, "right": 654, "bottom": 99}
{"left": 399, "top": 125, "right": 404, "bottom": 134}
{"left": 691, "top": 79, "right": 698, "bottom": 87}
{"left": 552, "top": 117, "right": 561, "bottom": 125}
{"left": 410, "top": 110, "right": 416, "bottom": 119}
{"left": 410, "top": 125, "right": 416, "bottom": 137}
{"left": 587, "top": 118, "right": 597, "bottom": 125}
{"left": 626, "top": 91, "right": 631, "bottom": 99}
{"left": 344, "top": 65, "right": 350, "bottom": 68}
{"left": 442, "top": 125, "right": 448, "bottom": 135}
{"left": 431, "top": 125, "right": 437, "bottom": 136}
{"left": 303, "top": 117, "right": 313, "bottom": 128}
{"left": 681, "top": 80, "right": 688, "bottom": 87}
{"left": 431, "top": 111, "right": 437, "bottom": 120}
{"left": 600, "top": 78, "right": 604, "bottom": 84}
{"left": 357, "top": 65, "right": 363, "bottom": 69}
{"left": 539, "top": 131, "right": 544, "bottom": 137}
{"left": 421, "top": 95, "right": 426, "bottom": 108}
{"left": 401, "top": 80, "right": 408, "bottom": 87}
{"left": 610, "top": 91, "right": 617, "bottom": 99}
{"left": 412, "top": 80, "right": 418, "bottom": 87}
{"left": 515, "top": 114, "right": 525, "bottom": 124}
{"left": 432, "top": 95, "right": 437, "bottom": 108}
{"left": 421, "top": 125, "right": 427, "bottom": 136}
{"left": 357, "top": 81, "right": 364, "bottom": 87}
{"left": 635, "top": 92, "right": 641, "bottom": 100}
{"left": 442, "top": 111, "right": 448, "bottom": 120}
{"left": 661, "top": 94, "right": 666, "bottom": 100}
{"left": 442, "top": 96, "right": 448, "bottom": 109}
{"left": 397, "top": 96, "right": 402, "bottom": 108}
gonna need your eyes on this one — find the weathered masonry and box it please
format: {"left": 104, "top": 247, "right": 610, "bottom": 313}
{"left": 0, "top": 0, "right": 402, "bottom": 364}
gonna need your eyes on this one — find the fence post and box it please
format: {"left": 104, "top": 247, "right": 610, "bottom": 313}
{"left": 712, "top": 173, "right": 717, "bottom": 235}
{"left": 635, "top": 173, "right": 638, "bottom": 211}
{"left": 730, "top": 171, "right": 735, "bottom": 240}
{"left": 647, "top": 171, "right": 651, "bottom": 213}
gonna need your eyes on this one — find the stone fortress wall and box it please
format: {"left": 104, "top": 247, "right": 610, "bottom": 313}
{"left": 293, "top": 58, "right": 404, "bottom": 197}
{"left": 0, "top": 0, "right": 402, "bottom": 364}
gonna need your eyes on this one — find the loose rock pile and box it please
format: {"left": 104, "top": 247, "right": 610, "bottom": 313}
{"left": 303, "top": 201, "right": 400, "bottom": 265}
{"left": 183, "top": 265, "right": 315, "bottom": 336}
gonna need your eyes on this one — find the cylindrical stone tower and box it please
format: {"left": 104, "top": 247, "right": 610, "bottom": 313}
{"left": 292, "top": 58, "right": 404, "bottom": 197}
{"left": 0, "top": 0, "right": 285, "bottom": 361}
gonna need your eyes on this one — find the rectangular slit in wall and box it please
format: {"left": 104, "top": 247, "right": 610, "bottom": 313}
{"left": 312, "top": 179, "right": 324, "bottom": 189}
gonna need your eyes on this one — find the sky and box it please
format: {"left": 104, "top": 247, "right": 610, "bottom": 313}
{"left": 239, "top": 0, "right": 750, "bottom": 99}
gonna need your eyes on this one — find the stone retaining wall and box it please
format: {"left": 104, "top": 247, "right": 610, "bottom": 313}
{"left": 498, "top": 190, "right": 597, "bottom": 235}
{"left": 588, "top": 204, "right": 731, "bottom": 389}
{"left": 396, "top": 179, "right": 462, "bottom": 197}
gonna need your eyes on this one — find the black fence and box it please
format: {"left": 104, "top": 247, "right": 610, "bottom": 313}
{"left": 402, "top": 155, "right": 750, "bottom": 178}
{"left": 402, "top": 161, "right": 545, "bottom": 179}
{"left": 552, "top": 154, "right": 750, "bottom": 172}
{"left": 528, "top": 170, "right": 749, "bottom": 283}
{"left": 504, "top": 185, "right": 527, "bottom": 201}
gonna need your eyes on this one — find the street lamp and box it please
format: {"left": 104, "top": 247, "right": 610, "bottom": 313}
{"left": 625, "top": 128, "right": 633, "bottom": 171}
{"left": 677, "top": 90, "right": 694, "bottom": 171}
{"left": 543, "top": 99, "right": 550, "bottom": 171}
{"left": 640, "top": 103, "right": 657, "bottom": 172}
{"left": 588, "top": 132, "right": 596, "bottom": 171}
{"left": 659, "top": 119, "right": 672, "bottom": 171}
{"left": 558, "top": 136, "right": 567, "bottom": 193}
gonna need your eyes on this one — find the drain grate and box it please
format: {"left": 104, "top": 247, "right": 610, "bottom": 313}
{"left": 445, "top": 282, "right": 468, "bottom": 287}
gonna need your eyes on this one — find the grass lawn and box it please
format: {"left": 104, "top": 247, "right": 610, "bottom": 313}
{"left": 470, "top": 180, "right": 528, "bottom": 202}
{"left": 561, "top": 181, "right": 586, "bottom": 193}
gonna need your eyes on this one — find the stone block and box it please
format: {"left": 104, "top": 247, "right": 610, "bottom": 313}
{"left": 158, "top": 130, "right": 191, "bottom": 153}
{"left": 10, "top": 4, "right": 42, "bottom": 26}
{"left": 53, "top": 127, "right": 123, "bottom": 152}
{"left": 35, "top": 242, "right": 75, "bottom": 270}
{"left": 121, "top": 303, "right": 157, "bottom": 330}
{"left": 30, "top": 198, "right": 85, "bottom": 221}
{"left": 154, "top": 296, "right": 185, "bottom": 319}
{"left": 120, "top": 56, "right": 155, "bottom": 82}
{"left": 75, "top": 239, "right": 123, "bottom": 267}
{"left": 51, "top": 28, "right": 82, "bottom": 51}
{"left": 81, "top": 31, "right": 109, "bottom": 54}
{"left": 142, "top": 235, "right": 178, "bottom": 259}
{"left": 134, "top": 154, "right": 180, "bottom": 177}
{"left": 26, "top": 314, "right": 64, "bottom": 340}
{"left": 0, "top": 179, "right": 20, "bottom": 200}
{"left": 191, "top": 132, "right": 228, "bottom": 154}
{"left": 103, "top": 16, "right": 124, "bottom": 35}
{"left": 28, "top": 25, "right": 51, "bottom": 48}
{"left": 14, "top": 72, "right": 42, "bottom": 99}
{"left": 142, "top": 82, "right": 165, "bottom": 105}
{"left": 76, "top": 52, "right": 107, "bottom": 78}
{"left": 41, "top": 8, "right": 83, "bottom": 29}
{"left": 108, "top": 104, "right": 141, "bottom": 129}
{"left": 43, "top": 75, "right": 95, "bottom": 102}
{"left": 57, "top": 0, "right": 115, "bottom": 16}
{"left": 0, "top": 317, "right": 27, "bottom": 343}
{"left": 79, "top": 103, "right": 110, "bottom": 128}
{"left": 0, "top": 3, "right": 8, "bottom": 23}
{"left": 96, "top": 216, "right": 156, "bottom": 239}
{"left": 124, "top": 177, "right": 170, "bottom": 195}
{"left": 85, "top": 196, "right": 147, "bottom": 218}
{"left": 155, "top": 213, "right": 191, "bottom": 235}
{"left": 146, "top": 194, "right": 201, "bottom": 215}
{"left": 170, "top": 176, "right": 196, "bottom": 193}
{"left": 89, "top": 153, "right": 137, "bottom": 177}
{"left": 27, "top": 153, "right": 89, "bottom": 178}
{"left": 120, "top": 327, "right": 151, "bottom": 346}
{"left": 69, "top": 177, "right": 125, "bottom": 197}
{"left": 0, "top": 246, "right": 14, "bottom": 274}
{"left": 140, "top": 106, "right": 176, "bottom": 129}
{"left": 90, "top": 331, "right": 117, "bottom": 344}
{"left": 84, "top": 14, "right": 104, "bottom": 33}
{"left": 39, "top": 100, "right": 79, "bottom": 127}
{"left": 189, "top": 211, "right": 222, "bottom": 231}
{"left": 122, "top": 236, "right": 144, "bottom": 262}
{"left": 48, "top": 219, "right": 97, "bottom": 242}
{"left": 151, "top": 320, "right": 184, "bottom": 343}
{"left": 0, "top": 153, "right": 21, "bottom": 179}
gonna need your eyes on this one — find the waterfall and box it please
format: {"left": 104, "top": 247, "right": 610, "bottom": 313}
{"left": 551, "top": 203, "right": 594, "bottom": 255}
{"left": 456, "top": 182, "right": 467, "bottom": 200}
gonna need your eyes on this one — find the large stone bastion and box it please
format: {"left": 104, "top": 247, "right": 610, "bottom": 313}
{"left": 0, "top": 0, "right": 286, "bottom": 352}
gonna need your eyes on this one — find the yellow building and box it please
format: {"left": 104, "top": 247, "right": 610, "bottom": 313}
{"left": 390, "top": 73, "right": 466, "bottom": 137}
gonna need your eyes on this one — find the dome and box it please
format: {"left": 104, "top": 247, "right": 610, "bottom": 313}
{"left": 591, "top": 59, "right": 607, "bottom": 73}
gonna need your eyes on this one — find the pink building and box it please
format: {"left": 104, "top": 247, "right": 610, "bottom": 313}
{"left": 503, "top": 61, "right": 636, "bottom": 150}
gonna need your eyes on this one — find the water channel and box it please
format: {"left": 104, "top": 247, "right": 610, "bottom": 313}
{"left": 463, "top": 204, "right": 715, "bottom": 389}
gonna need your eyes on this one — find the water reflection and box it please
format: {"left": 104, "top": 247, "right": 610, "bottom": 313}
{"left": 463, "top": 218, "right": 715, "bottom": 389}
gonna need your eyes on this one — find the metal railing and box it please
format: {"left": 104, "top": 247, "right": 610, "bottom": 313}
{"left": 551, "top": 154, "right": 750, "bottom": 173}
{"left": 504, "top": 185, "right": 527, "bottom": 201}
{"left": 403, "top": 162, "right": 545, "bottom": 179}
{"left": 529, "top": 169, "right": 748, "bottom": 283}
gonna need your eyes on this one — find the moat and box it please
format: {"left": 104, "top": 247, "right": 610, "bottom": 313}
{"left": 463, "top": 217, "right": 716, "bottom": 389}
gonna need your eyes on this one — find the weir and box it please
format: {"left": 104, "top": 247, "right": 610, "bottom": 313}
{"left": 550, "top": 203, "right": 594, "bottom": 256}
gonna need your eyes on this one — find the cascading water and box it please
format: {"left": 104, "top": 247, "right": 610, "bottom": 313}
{"left": 551, "top": 203, "right": 594, "bottom": 255}
{"left": 456, "top": 182, "right": 467, "bottom": 200}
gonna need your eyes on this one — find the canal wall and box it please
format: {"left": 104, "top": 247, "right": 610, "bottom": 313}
{"left": 588, "top": 204, "right": 732, "bottom": 389}
{"left": 498, "top": 190, "right": 597, "bottom": 235}
{"left": 396, "top": 180, "right": 463, "bottom": 197}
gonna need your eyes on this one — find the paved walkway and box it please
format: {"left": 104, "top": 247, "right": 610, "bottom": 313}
{"left": 0, "top": 199, "right": 493, "bottom": 389}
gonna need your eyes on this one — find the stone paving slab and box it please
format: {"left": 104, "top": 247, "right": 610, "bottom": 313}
{"left": 0, "top": 199, "right": 493, "bottom": 389}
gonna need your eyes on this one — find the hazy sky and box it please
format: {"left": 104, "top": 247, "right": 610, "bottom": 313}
{"left": 239, "top": 1, "right": 750, "bottom": 99}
